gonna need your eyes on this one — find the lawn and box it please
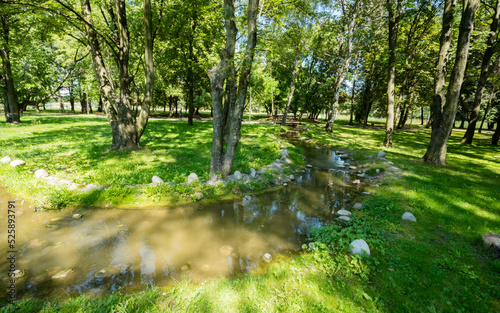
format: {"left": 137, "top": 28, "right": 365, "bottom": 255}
{"left": 1, "top": 113, "right": 499, "bottom": 312}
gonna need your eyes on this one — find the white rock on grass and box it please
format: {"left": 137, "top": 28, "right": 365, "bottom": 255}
{"left": 152, "top": 175, "right": 164, "bottom": 185}
{"left": 338, "top": 216, "right": 351, "bottom": 222}
{"left": 402, "top": 212, "right": 417, "bottom": 222}
{"left": 10, "top": 160, "right": 25, "bottom": 167}
{"left": 193, "top": 192, "right": 204, "bottom": 201}
{"left": 263, "top": 253, "right": 272, "bottom": 263}
{"left": 482, "top": 233, "right": 500, "bottom": 252}
{"left": 377, "top": 151, "right": 387, "bottom": 158}
{"left": 187, "top": 173, "right": 199, "bottom": 185}
{"left": 35, "top": 169, "right": 49, "bottom": 179}
{"left": 354, "top": 203, "right": 363, "bottom": 209}
{"left": 349, "top": 239, "right": 371, "bottom": 257}
{"left": 337, "top": 209, "right": 351, "bottom": 216}
{"left": 250, "top": 168, "right": 256, "bottom": 178}
{"left": 45, "top": 176, "right": 60, "bottom": 185}
{"left": 362, "top": 191, "right": 371, "bottom": 195}
{"left": 80, "top": 183, "right": 99, "bottom": 192}
{"left": 1, "top": 156, "right": 12, "bottom": 163}
{"left": 234, "top": 171, "right": 242, "bottom": 180}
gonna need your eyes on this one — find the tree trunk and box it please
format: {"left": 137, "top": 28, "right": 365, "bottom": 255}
{"left": 80, "top": 92, "right": 86, "bottom": 114}
{"left": 349, "top": 54, "right": 360, "bottom": 125}
{"left": 281, "top": 54, "right": 298, "bottom": 126}
{"left": 461, "top": 0, "right": 500, "bottom": 144}
{"left": 492, "top": 114, "right": 500, "bottom": 145}
{"left": 383, "top": 0, "right": 401, "bottom": 147}
{"left": 187, "top": 3, "right": 197, "bottom": 126}
{"left": 423, "top": 0, "right": 478, "bottom": 165}
{"left": 70, "top": 86, "right": 75, "bottom": 113}
{"left": 479, "top": 89, "right": 497, "bottom": 132}
{"left": 59, "top": 93, "right": 65, "bottom": 113}
{"left": 98, "top": 96, "right": 103, "bottom": 112}
{"left": 1, "top": 16, "right": 19, "bottom": 123}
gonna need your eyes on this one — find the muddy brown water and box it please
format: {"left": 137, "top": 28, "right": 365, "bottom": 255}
{"left": 0, "top": 141, "right": 370, "bottom": 301}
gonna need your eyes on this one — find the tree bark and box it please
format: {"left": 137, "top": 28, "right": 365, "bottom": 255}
{"left": 1, "top": 16, "right": 19, "bottom": 123}
{"left": 479, "top": 88, "right": 497, "bottom": 132}
{"left": 187, "top": 2, "right": 197, "bottom": 126}
{"left": 383, "top": 0, "right": 401, "bottom": 147}
{"left": 423, "top": 0, "right": 479, "bottom": 165}
{"left": 461, "top": 0, "right": 500, "bottom": 144}
{"left": 281, "top": 54, "right": 298, "bottom": 126}
{"left": 59, "top": 93, "right": 65, "bottom": 113}
{"left": 492, "top": 113, "right": 500, "bottom": 145}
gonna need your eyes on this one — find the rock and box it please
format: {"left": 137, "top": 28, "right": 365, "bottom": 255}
{"left": 45, "top": 176, "right": 60, "bottom": 185}
{"left": 482, "top": 233, "right": 500, "bottom": 252}
{"left": 280, "top": 149, "right": 289, "bottom": 158}
{"left": 263, "top": 253, "right": 272, "bottom": 263}
{"left": 193, "top": 192, "right": 204, "bottom": 201}
{"left": 306, "top": 164, "right": 313, "bottom": 168}
{"left": 12, "top": 270, "right": 25, "bottom": 278}
{"left": 94, "top": 267, "right": 119, "bottom": 279}
{"left": 339, "top": 154, "right": 349, "bottom": 159}
{"left": 80, "top": 183, "right": 99, "bottom": 192}
{"left": 52, "top": 269, "right": 73, "bottom": 279}
{"left": 357, "top": 173, "right": 366, "bottom": 178}
{"left": 289, "top": 175, "right": 295, "bottom": 181}
{"left": 58, "top": 179, "right": 72, "bottom": 186}
{"left": 349, "top": 239, "right": 371, "bottom": 257}
{"left": 338, "top": 216, "right": 351, "bottom": 222}
{"left": 10, "top": 160, "right": 26, "bottom": 167}
{"left": 361, "top": 191, "right": 371, "bottom": 195}
{"left": 283, "top": 183, "right": 288, "bottom": 187}
{"left": 72, "top": 213, "right": 82, "bottom": 219}
{"left": 242, "top": 195, "right": 252, "bottom": 206}
{"left": 34, "top": 169, "right": 49, "bottom": 179}
{"left": 220, "top": 245, "right": 233, "bottom": 257}
{"left": 377, "top": 151, "right": 387, "bottom": 158}
{"left": 376, "top": 169, "right": 381, "bottom": 174}
{"left": 336, "top": 160, "right": 345, "bottom": 166}
{"left": 187, "top": 173, "right": 199, "bottom": 185}
{"left": 1, "top": 156, "right": 12, "bottom": 163}
{"left": 352, "top": 179, "right": 361, "bottom": 185}
{"left": 234, "top": 171, "right": 242, "bottom": 180}
{"left": 402, "top": 212, "right": 417, "bottom": 222}
{"left": 337, "top": 209, "right": 352, "bottom": 216}
{"left": 281, "top": 155, "right": 293, "bottom": 164}
{"left": 349, "top": 166, "right": 357, "bottom": 170}
{"left": 67, "top": 183, "right": 79, "bottom": 191}
{"left": 152, "top": 175, "right": 164, "bottom": 185}
{"left": 250, "top": 168, "right": 256, "bottom": 178}
{"left": 336, "top": 165, "right": 345, "bottom": 168}
{"left": 354, "top": 203, "right": 363, "bottom": 209}
{"left": 389, "top": 166, "right": 402, "bottom": 172}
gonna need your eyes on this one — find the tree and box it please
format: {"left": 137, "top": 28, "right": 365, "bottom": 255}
{"left": 461, "top": 0, "right": 500, "bottom": 144}
{"left": 208, "top": 0, "right": 259, "bottom": 177}
{"left": 423, "top": 0, "right": 480, "bottom": 165}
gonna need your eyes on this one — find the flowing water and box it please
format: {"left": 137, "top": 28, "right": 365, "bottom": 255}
{"left": 0, "top": 140, "right": 370, "bottom": 301}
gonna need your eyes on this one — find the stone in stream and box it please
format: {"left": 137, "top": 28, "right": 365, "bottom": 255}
{"left": 402, "top": 212, "right": 417, "bottom": 222}
{"left": 306, "top": 164, "right": 313, "bottom": 168}
{"left": 281, "top": 155, "right": 293, "bottom": 164}
{"left": 352, "top": 179, "right": 361, "bottom": 185}
{"left": 187, "top": 173, "right": 199, "bottom": 185}
{"left": 52, "top": 269, "right": 73, "bottom": 279}
{"left": 482, "top": 233, "right": 500, "bottom": 252}
{"left": 1, "top": 156, "right": 12, "bottom": 163}
{"left": 152, "top": 175, "right": 164, "bottom": 185}
{"left": 94, "top": 267, "right": 120, "bottom": 279}
{"left": 34, "top": 169, "right": 49, "bottom": 179}
{"left": 337, "top": 209, "right": 351, "bottom": 216}
{"left": 349, "top": 166, "right": 357, "bottom": 170}
{"left": 289, "top": 175, "right": 295, "bottom": 181}
{"left": 10, "top": 160, "right": 26, "bottom": 167}
{"left": 12, "top": 270, "right": 25, "bottom": 278}
{"left": 353, "top": 203, "right": 363, "bottom": 209}
{"left": 250, "top": 168, "right": 257, "bottom": 178}
{"left": 357, "top": 173, "right": 366, "bottom": 178}
{"left": 349, "top": 239, "right": 371, "bottom": 257}
{"left": 263, "top": 253, "right": 272, "bottom": 263}
{"left": 377, "top": 151, "right": 387, "bottom": 158}
{"left": 72, "top": 213, "right": 82, "bottom": 219}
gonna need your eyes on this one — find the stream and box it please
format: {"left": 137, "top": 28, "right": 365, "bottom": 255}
{"left": 0, "top": 139, "right": 371, "bottom": 301}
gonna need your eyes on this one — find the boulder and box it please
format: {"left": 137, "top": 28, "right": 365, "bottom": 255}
{"left": 152, "top": 175, "right": 164, "bottom": 185}
{"left": 234, "top": 171, "right": 242, "bottom": 180}
{"left": 482, "top": 233, "right": 500, "bottom": 252}
{"left": 1, "top": 156, "right": 11, "bottom": 163}
{"left": 34, "top": 169, "right": 49, "bottom": 179}
{"left": 402, "top": 212, "right": 417, "bottom": 222}
{"left": 187, "top": 173, "right": 199, "bottom": 185}
{"left": 354, "top": 203, "right": 363, "bottom": 209}
{"left": 338, "top": 216, "right": 351, "bottom": 222}
{"left": 337, "top": 209, "right": 351, "bottom": 216}
{"left": 193, "top": 192, "right": 204, "bottom": 201}
{"left": 349, "top": 239, "right": 370, "bottom": 257}
{"left": 250, "top": 168, "right": 257, "bottom": 178}
{"left": 377, "top": 151, "right": 387, "bottom": 158}
{"left": 263, "top": 253, "right": 272, "bottom": 263}
{"left": 280, "top": 149, "right": 289, "bottom": 158}
{"left": 10, "top": 160, "right": 25, "bottom": 167}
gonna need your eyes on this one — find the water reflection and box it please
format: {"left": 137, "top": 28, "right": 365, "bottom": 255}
{"left": 0, "top": 143, "right": 369, "bottom": 301}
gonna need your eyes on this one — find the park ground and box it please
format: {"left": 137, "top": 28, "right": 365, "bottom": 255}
{"left": 0, "top": 111, "right": 499, "bottom": 312}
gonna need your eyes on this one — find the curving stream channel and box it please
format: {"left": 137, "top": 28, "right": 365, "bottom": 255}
{"left": 0, "top": 140, "right": 371, "bottom": 301}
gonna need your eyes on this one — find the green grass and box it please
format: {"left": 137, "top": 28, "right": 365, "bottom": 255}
{"left": 0, "top": 114, "right": 285, "bottom": 209}
{"left": 1, "top": 113, "right": 499, "bottom": 312}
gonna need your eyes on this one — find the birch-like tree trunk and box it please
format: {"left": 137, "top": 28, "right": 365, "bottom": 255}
{"left": 281, "top": 54, "right": 298, "bottom": 126}
{"left": 423, "top": 0, "right": 479, "bottom": 165}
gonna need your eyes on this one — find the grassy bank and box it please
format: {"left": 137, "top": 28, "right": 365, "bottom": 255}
{"left": 0, "top": 114, "right": 304, "bottom": 209}
{"left": 1, "top": 115, "right": 499, "bottom": 312}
